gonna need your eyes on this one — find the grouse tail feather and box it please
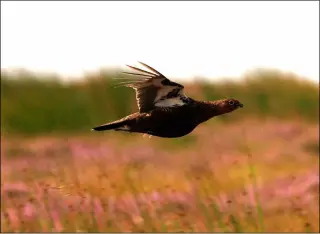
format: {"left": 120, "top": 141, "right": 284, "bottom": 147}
{"left": 91, "top": 120, "right": 128, "bottom": 131}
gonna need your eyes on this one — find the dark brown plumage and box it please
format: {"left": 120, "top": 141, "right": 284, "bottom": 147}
{"left": 92, "top": 62, "right": 243, "bottom": 138}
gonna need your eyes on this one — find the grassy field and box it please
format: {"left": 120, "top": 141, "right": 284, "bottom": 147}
{"left": 1, "top": 69, "right": 319, "bottom": 232}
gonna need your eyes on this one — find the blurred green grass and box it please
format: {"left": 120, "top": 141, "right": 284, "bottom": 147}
{"left": 1, "top": 68, "right": 319, "bottom": 135}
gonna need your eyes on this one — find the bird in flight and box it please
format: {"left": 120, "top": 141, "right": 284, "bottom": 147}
{"left": 92, "top": 62, "right": 243, "bottom": 138}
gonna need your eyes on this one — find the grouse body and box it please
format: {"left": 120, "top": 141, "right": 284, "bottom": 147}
{"left": 92, "top": 62, "right": 243, "bottom": 138}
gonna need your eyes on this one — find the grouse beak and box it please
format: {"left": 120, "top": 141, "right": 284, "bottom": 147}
{"left": 238, "top": 103, "right": 244, "bottom": 108}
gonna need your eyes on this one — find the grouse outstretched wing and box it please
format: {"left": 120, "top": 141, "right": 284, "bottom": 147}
{"left": 120, "top": 62, "right": 189, "bottom": 113}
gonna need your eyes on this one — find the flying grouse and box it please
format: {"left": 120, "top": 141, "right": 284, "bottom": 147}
{"left": 92, "top": 62, "right": 243, "bottom": 138}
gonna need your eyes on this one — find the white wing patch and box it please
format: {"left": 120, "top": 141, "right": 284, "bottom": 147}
{"left": 154, "top": 97, "right": 185, "bottom": 107}
{"left": 154, "top": 86, "right": 177, "bottom": 103}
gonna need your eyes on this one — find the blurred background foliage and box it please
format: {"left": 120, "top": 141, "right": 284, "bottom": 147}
{"left": 1, "top": 68, "right": 319, "bottom": 135}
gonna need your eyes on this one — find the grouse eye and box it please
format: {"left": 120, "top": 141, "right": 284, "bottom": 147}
{"left": 228, "top": 100, "right": 235, "bottom": 105}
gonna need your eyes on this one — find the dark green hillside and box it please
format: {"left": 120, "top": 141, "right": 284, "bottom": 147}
{"left": 1, "top": 69, "right": 318, "bottom": 135}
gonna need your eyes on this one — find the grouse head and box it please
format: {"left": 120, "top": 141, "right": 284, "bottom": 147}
{"left": 213, "top": 98, "right": 243, "bottom": 114}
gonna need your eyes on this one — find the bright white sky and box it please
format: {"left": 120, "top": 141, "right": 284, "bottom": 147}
{"left": 1, "top": 1, "right": 319, "bottom": 81}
